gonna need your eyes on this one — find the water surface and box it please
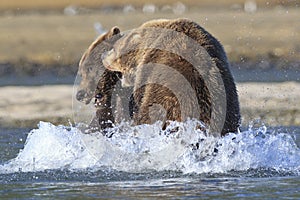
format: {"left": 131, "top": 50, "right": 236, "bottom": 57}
{"left": 0, "top": 122, "right": 299, "bottom": 199}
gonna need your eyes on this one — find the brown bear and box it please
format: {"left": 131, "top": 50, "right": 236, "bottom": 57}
{"left": 76, "top": 26, "right": 126, "bottom": 131}
{"left": 101, "top": 18, "right": 240, "bottom": 136}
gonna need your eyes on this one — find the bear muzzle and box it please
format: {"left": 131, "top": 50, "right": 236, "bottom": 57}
{"left": 76, "top": 89, "right": 92, "bottom": 104}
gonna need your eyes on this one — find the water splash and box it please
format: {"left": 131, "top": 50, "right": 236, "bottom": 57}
{"left": 0, "top": 120, "right": 299, "bottom": 175}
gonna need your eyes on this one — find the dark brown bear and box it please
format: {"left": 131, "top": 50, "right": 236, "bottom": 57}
{"left": 101, "top": 18, "right": 240, "bottom": 136}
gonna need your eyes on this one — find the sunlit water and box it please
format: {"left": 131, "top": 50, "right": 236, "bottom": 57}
{"left": 1, "top": 120, "right": 299, "bottom": 199}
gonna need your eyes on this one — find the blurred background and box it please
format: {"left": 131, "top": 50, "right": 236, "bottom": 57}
{"left": 0, "top": 0, "right": 299, "bottom": 128}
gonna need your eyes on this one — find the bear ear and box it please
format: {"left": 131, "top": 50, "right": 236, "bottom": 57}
{"left": 111, "top": 26, "right": 120, "bottom": 35}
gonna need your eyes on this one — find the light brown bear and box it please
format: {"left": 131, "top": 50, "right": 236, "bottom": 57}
{"left": 76, "top": 26, "right": 121, "bottom": 104}
{"left": 76, "top": 26, "right": 125, "bottom": 131}
{"left": 101, "top": 18, "right": 240, "bottom": 136}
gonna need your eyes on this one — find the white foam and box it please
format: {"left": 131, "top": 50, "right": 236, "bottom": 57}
{"left": 0, "top": 122, "right": 97, "bottom": 173}
{"left": 0, "top": 120, "right": 299, "bottom": 174}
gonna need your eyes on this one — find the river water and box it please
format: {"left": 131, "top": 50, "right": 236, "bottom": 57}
{"left": 0, "top": 121, "right": 299, "bottom": 199}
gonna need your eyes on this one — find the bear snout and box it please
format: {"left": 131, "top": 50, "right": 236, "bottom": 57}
{"left": 76, "top": 89, "right": 92, "bottom": 104}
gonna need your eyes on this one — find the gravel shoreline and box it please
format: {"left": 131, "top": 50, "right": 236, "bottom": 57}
{"left": 0, "top": 82, "right": 299, "bottom": 128}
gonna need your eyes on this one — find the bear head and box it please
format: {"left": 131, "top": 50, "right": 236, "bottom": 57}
{"left": 76, "top": 26, "right": 121, "bottom": 104}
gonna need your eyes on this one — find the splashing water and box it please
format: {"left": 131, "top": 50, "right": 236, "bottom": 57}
{"left": 0, "top": 120, "right": 299, "bottom": 175}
